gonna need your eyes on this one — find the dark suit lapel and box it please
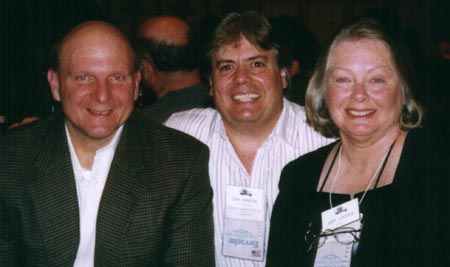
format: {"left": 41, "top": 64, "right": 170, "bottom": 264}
{"left": 29, "top": 116, "right": 80, "bottom": 265}
{"left": 95, "top": 119, "right": 146, "bottom": 265}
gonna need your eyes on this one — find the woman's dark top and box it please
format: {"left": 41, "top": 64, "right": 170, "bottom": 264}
{"left": 266, "top": 128, "right": 450, "bottom": 267}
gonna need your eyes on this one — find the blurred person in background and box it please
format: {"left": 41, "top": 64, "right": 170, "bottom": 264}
{"left": 135, "top": 15, "right": 210, "bottom": 123}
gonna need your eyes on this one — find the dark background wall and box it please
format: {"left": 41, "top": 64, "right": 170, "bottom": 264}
{"left": 1, "top": 0, "right": 449, "bottom": 125}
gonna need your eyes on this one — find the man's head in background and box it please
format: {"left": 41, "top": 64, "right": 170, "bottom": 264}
{"left": 135, "top": 16, "right": 201, "bottom": 99}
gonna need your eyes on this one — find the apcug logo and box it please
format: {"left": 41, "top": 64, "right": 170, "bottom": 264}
{"left": 228, "top": 228, "right": 259, "bottom": 248}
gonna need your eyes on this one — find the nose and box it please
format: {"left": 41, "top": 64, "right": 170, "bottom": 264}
{"left": 351, "top": 81, "right": 368, "bottom": 102}
{"left": 93, "top": 80, "right": 111, "bottom": 103}
{"left": 234, "top": 65, "right": 250, "bottom": 85}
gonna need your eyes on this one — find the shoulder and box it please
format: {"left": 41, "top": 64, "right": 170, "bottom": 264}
{"left": 1, "top": 114, "right": 63, "bottom": 153}
{"left": 399, "top": 127, "right": 450, "bottom": 176}
{"left": 163, "top": 108, "right": 219, "bottom": 143}
{"left": 282, "top": 100, "right": 335, "bottom": 151}
{"left": 280, "top": 141, "right": 336, "bottom": 189}
{"left": 138, "top": 97, "right": 175, "bottom": 124}
{"left": 284, "top": 101, "right": 307, "bottom": 126}
{"left": 124, "top": 114, "right": 211, "bottom": 198}
{"left": 0, "top": 114, "right": 66, "bottom": 189}
{"left": 165, "top": 108, "right": 217, "bottom": 127}
{"left": 402, "top": 127, "right": 448, "bottom": 160}
{"left": 283, "top": 100, "right": 314, "bottom": 130}
{"left": 284, "top": 99, "right": 307, "bottom": 116}
{"left": 128, "top": 113, "right": 210, "bottom": 157}
{"left": 285, "top": 141, "right": 335, "bottom": 171}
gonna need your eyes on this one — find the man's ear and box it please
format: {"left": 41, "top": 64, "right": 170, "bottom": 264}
{"left": 209, "top": 77, "right": 214, "bottom": 96}
{"left": 133, "top": 71, "right": 142, "bottom": 101}
{"left": 47, "top": 69, "right": 61, "bottom": 101}
{"left": 289, "top": 59, "right": 300, "bottom": 77}
{"left": 280, "top": 67, "right": 288, "bottom": 89}
{"left": 141, "top": 59, "right": 155, "bottom": 78}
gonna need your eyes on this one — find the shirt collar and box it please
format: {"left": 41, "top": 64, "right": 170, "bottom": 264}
{"left": 65, "top": 124, "right": 124, "bottom": 175}
{"left": 214, "top": 98, "right": 297, "bottom": 147}
{"left": 66, "top": 124, "right": 124, "bottom": 155}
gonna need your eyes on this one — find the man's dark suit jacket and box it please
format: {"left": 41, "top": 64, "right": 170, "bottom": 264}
{"left": 0, "top": 112, "right": 215, "bottom": 266}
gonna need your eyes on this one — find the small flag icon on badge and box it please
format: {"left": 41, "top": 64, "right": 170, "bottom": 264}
{"left": 252, "top": 250, "right": 261, "bottom": 257}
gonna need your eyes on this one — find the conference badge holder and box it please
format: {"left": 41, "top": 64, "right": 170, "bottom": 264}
{"left": 222, "top": 185, "right": 266, "bottom": 261}
{"left": 313, "top": 198, "right": 363, "bottom": 267}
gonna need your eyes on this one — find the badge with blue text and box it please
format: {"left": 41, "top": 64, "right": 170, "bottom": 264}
{"left": 222, "top": 185, "right": 265, "bottom": 261}
{"left": 314, "top": 242, "right": 352, "bottom": 267}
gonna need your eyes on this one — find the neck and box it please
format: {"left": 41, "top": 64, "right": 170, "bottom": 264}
{"left": 340, "top": 127, "right": 402, "bottom": 165}
{"left": 223, "top": 117, "right": 280, "bottom": 174}
{"left": 157, "top": 70, "right": 201, "bottom": 99}
{"left": 68, "top": 131, "right": 115, "bottom": 170}
{"left": 320, "top": 128, "right": 407, "bottom": 197}
{"left": 226, "top": 132, "right": 265, "bottom": 175}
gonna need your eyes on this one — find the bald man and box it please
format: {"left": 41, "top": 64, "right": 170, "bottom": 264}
{"left": 0, "top": 21, "right": 214, "bottom": 266}
{"left": 135, "top": 16, "right": 210, "bottom": 123}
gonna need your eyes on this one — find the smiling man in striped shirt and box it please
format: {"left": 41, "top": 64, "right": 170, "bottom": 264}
{"left": 164, "top": 11, "right": 333, "bottom": 266}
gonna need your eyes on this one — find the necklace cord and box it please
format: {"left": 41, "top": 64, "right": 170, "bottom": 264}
{"left": 324, "top": 142, "right": 395, "bottom": 208}
{"left": 358, "top": 143, "right": 394, "bottom": 205}
{"left": 328, "top": 145, "right": 342, "bottom": 207}
{"left": 321, "top": 143, "right": 341, "bottom": 192}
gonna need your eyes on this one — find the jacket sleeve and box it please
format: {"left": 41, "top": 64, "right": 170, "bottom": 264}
{"left": 0, "top": 199, "right": 18, "bottom": 267}
{"left": 162, "top": 144, "right": 215, "bottom": 267}
{"left": 0, "top": 134, "right": 18, "bottom": 266}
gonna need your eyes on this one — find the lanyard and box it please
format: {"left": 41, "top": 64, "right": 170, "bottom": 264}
{"left": 320, "top": 142, "right": 395, "bottom": 208}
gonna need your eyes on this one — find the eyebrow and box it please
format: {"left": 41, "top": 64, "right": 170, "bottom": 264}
{"left": 330, "top": 65, "right": 393, "bottom": 73}
{"left": 214, "top": 59, "right": 233, "bottom": 68}
{"left": 214, "top": 55, "right": 268, "bottom": 68}
{"left": 246, "top": 55, "right": 268, "bottom": 62}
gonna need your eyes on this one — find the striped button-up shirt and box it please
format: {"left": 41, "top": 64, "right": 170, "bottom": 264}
{"left": 165, "top": 99, "right": 333, "bottom": 267}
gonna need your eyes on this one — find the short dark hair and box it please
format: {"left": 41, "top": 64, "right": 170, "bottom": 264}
{"left": 206, "top": 11, "right": 281, "bottom": 75}
{"left": 135, "top": 36, "right": 199, "bottom": 72}
{"left": 305, "top": 18, "right": 423, "bottom": 138}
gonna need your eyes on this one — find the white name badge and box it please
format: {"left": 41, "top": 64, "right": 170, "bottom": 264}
{"left": 314, "top": 241, "right": 352, "bottom": 267}
{"left": 222, "top": 186, "right": 266, "bottom": 261}
{"left": 321, "top": 198, "right": 360, "bottom": 230}
{"left": 314, "top": 199, "right": 364, "bottom": 267}
{"left": 313, "top": 219, "right": 363, "bottom": 267}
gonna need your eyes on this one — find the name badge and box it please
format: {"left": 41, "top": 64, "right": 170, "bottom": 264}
{"left": 313, "top": 199, "right": 363, "bottom": 267}
{"left": 222, "top": 186, "right": 266, "bottom": 261}
{"left": 321, "top": 198, "right": 360, "bottom": 230}
{"left": 314, "top": 242, "right": 352, "bottom": 267}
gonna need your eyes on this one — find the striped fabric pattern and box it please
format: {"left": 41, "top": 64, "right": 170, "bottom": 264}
{"left": 165, "top": 99, "right": 334, "bottom": 267}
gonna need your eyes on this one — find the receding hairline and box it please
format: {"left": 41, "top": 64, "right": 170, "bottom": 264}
{"left": 54, "top": 20, "right": 139, "bottom": 71}
{"left": 61, "top": 21, "right": 129, "bottom": 48}
{"left": 137, "top": 16, "right": 189, "bottom": 45}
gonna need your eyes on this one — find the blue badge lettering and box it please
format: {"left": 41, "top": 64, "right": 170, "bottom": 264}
{"left": 229, "top": 238, "right": 259, "bottom": 248}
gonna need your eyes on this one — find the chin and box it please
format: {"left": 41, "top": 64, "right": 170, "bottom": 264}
{"left": 342, "top": 128, "right": 377, "bottom": 138}
{"left": 235, "top": 116, "right": 259, "bottom": 124}
{"left": 86, "top": 126, "right": 118, "bottom": 140}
